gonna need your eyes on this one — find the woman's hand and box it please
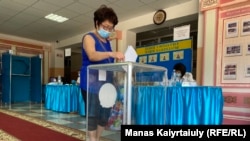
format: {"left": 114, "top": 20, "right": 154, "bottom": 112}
{"left": 110, "top": 51, "right": 125, "bottom": 61}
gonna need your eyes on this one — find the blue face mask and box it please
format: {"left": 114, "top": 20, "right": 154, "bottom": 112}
{"left": 176, "top": 73, "right": 182, "bottom": 78}
{"left": 98, "top": 28, "right": 110, "bottom": 39}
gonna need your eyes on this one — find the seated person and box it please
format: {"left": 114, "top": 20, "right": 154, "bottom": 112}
{"left": 173, "top": 63, "right": 196, "bottom": 85}
{"left": 173, "top": 62, "right": 186, "bottom": 79}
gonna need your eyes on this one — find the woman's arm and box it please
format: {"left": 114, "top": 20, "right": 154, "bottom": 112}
{"left": 83, "top": 34, "right": 113, "bottom": 61}
{"left": 83, "top": 34, "right": 124, "bottom": 62}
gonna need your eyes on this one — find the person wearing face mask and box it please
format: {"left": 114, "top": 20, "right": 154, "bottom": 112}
{"left": 80, "top": 4, "right": 125, "bottom": 141}
{"left": 173, "top": 62, "right": 186, "bottom": 80}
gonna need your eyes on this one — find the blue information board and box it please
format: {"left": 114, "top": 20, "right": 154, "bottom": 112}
{"left": 136, "top": 39, "right": 192, "bottom": 79}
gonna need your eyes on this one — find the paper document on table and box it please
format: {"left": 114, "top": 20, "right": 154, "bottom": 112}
{"left": 124, "top": 45, "right": 138, "bottom": 62}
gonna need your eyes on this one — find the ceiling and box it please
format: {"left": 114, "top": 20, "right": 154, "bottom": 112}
{"left": 0, "top": 0, "right": 192, "bottom": 43}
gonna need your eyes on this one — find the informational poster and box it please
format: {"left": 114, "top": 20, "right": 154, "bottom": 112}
{"left": 219, "top": 14, "right": 250, "bottom": 84}
{"left": 65, "top": 48, "right": 71, "bottom": 57}
{"left": 225, "top": 21, "right": 239, "bottom": 38}
{"left": 173, "top": 25, "right": 190, "bottom": 41}
{"left": 223, "top": 63, "right": 237, "bottom": 80}
{"left": 136, "top": 39, "right": 192, "bottom": 79}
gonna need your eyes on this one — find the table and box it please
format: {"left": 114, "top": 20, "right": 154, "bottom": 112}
{"left": 132, "top": 86, "right": 223, "bottom": 125}
{"left": 45, "top": 85, "right": 85, "bottom": 116}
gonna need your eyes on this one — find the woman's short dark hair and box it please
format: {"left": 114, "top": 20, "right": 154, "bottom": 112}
{"left": 94, "top": 5, "right": 118, "bottom": 28}
{"left": 173, "top": 63, "right": 186, "bottom": 77}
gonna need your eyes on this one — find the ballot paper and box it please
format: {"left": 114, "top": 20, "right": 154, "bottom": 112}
{"left": 124, "top": 45, "right": 138, "bottom": 62}
{"left": 122, "top": 45, "right": 138, "bottom": 72}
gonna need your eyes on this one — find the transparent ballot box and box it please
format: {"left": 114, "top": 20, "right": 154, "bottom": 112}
{"left": 86, "top": 62, "right": 167, "bottom": 141}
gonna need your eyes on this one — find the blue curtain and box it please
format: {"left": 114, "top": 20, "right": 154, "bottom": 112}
{"left": 45, "top": 85, "right": 85, "bottom": 116}
{"left": 132, "top": 86, "right": 223, "bottom": 125}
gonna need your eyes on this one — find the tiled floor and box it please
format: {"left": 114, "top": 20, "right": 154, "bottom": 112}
{"left": 0, "top": 102, "right": 120, "bottom": 141}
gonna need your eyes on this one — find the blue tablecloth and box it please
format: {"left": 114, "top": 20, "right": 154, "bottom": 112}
{"left": 132, "top": 86, "right": 223, "bottom": 125}
{"left": 45, "top": 85, "right": 85, "bottom": 116}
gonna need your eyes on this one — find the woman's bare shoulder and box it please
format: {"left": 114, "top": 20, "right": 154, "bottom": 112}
{"left": 82, "top": 33, "right": 94, "bottom": 42}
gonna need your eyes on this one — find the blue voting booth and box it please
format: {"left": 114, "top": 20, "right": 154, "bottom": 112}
{"left": 1, "top": 52, "right": 42, "bottom": 103}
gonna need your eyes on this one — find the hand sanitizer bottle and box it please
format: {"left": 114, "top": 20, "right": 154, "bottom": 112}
{"left": 169, "top": 69, "right": 176, "bottom": 86}
{"left": 160, "top": 71, "right": 168, "bottom": 86}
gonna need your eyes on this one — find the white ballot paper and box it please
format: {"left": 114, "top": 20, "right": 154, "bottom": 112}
{"left": 123, "top": 45, "right": 138, "bottom": 72}
{"left": 124, "top": 45, "right": 138, "bottom": 62}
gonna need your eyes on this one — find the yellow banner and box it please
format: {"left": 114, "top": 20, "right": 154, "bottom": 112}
{"left": 136, "top": 39, "right": 192, "bottom": 55}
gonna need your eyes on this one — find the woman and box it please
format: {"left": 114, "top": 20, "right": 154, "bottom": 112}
{"left": 80, "top": 5, "right": 124, "bottom": 141}
{"left": 173, "top": 62, "right": 186, "bottom": 79}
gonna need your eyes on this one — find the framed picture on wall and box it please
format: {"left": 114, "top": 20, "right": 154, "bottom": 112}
{"left": 223, "top": 63, "right": 237, "bottom": 80}
{"left": 226, "top": 21, "right": 239, "bottom": 38}
{"left": 173, "top": 50, "right": 184, "bottom": 60}
{"left": 246, "top": 43, "right": 250, "bottom": 55}
{"left": 148, "top": 54, "right": 157, "bottom": 63}
{"left": 241, "top": 19, "right": 250, "bottom": 36}
{"left": 139, "top": 56, "right": 147, "bottom": 63}
{"left": 225, "top": 44, "right": 242, "bottom": 56}
{"left": 160, "top": 53, "right": 169, "bottom": 61}
{"left": 245, "top": 65, "right": 250, "bottom": 77}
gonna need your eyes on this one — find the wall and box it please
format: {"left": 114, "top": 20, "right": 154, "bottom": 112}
{"left": 200, "top": 0, "right": 250, "bottom": 124}
{"left": 196, "top": 11, "right": 204, "bottom": 85}
{"left": 202, "top": 9, "right": 217, "bottom": 86}
{"left": 49, "top": 48, "right": 64, "bottom": 78}
{"left": 116, "top": 0, "right": 199, "bottom": 52}
{"left": 218, "top": 1, "right": 250, "bottom": 124}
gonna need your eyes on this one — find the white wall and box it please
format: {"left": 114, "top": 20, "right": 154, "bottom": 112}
{"left": 0, "top": 33, "right": 50, "bottom": 47}
{"left": 117, "top": 0, "right": 199, "bottom": 50}
{"left": 202, "top": 9, "right": 217, "bottom": 86}
{"left": 49, "top": 42, "right": 64, "bottom": 69}
{"left": 54, "top": 49, "right": 64, "bottom": 68}
{"left": 197, "top": 13, "right": 204, "bottom": 49}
